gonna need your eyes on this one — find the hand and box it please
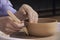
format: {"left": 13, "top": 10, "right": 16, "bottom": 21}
{"left": 15, "top": 4, "right": 38, "bottom": 23}
{"left": 0, "top": 17, "right": 24, "bottom": 35}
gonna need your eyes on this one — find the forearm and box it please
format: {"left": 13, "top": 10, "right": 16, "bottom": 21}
{"left": 0, "top": 4, "right": 2, "bottom": 9}
{"left": 0, "top": 5, "right": 17, "bottom": 16}
{"left": 0, "top": 0, "right": 17, "bottom": 16}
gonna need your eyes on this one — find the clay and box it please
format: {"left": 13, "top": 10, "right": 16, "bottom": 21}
{"left": 26, "top": 18, "right": 57, "bottom": 37}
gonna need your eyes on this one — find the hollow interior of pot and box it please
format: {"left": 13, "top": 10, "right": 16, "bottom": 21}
{"left": 38, "top": 18, "right": 57, "bottom": 23}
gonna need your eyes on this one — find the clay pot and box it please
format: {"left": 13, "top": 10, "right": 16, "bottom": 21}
{"left": 26, "top": 18, "right": 57, "bottom": 37}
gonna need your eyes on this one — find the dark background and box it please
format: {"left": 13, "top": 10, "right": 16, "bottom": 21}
{"left": 10, "top": 0, "right": 60, "bottom": 17}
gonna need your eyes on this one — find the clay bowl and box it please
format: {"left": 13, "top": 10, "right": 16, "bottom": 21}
{"left": 26, "top": 18, "right": 57, "bottom": 37}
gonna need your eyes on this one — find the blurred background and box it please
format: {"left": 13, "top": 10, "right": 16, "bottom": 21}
{"left": 10, "top": 0, "right": 60, "bottom": 21}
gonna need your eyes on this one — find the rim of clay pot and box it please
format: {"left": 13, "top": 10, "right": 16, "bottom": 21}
{"left": 26, "top": 18, "right": 57, "bottom": 24}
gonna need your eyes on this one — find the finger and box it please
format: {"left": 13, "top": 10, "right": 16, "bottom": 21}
{"left": 14, "top": 21, "right": 24, "bottom": 28}
{"left": 19, "top": 7, "right": 26, "bottom": 15}
{"left": 6, "top": 22, "right": 20, "bottom": 31}
{"left": 21, "top": 4, "right": 34, "bottom": 23}
{"left": 19, "top": 9, "right": 27, "bottom": 20}
{"left": 5, "top": 28, "right": 16, "bottom": 34}
{"left": 7, "top": 20, "right": 24, "bottom": 30}
{"left": 15, "top": 7, "right": 26, "bottom": 21}
{"left": 21, "top": 4, "right": 34, "bottom": 12}
{"left": 33, "top": 11, "right": 38, "bottom": 23}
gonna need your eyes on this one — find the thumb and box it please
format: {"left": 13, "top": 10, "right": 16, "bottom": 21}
{"left": 19, "top": 6, "right": 26, "bottom": 15}
{"left": 15, "top": 7, "right": 27, "bottom": 21}
{"left": 14, "top": 21, "right": 24, "bottom": 28}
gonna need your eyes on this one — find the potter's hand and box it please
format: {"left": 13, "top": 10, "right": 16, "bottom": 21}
{"left": 0, "top": 17, "right": 24, "bottom": 35}
{"left": 15, "top": 4, "right": 38, "bottom": 23}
